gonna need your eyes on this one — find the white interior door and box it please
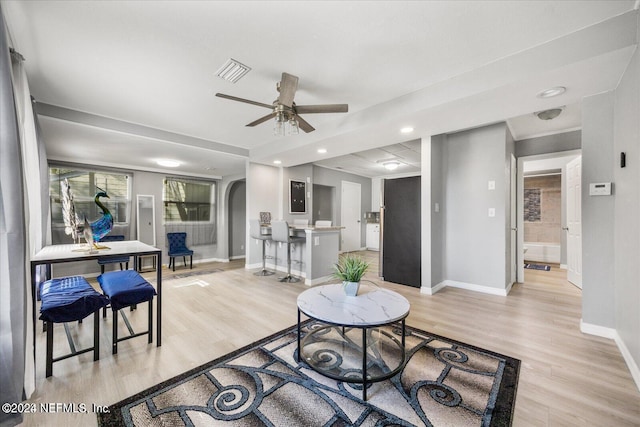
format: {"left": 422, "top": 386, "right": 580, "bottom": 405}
{"left": 340, "top": 181, "right": 361, "bottom": 252}
{"left": 567, "top": 156, "right": 582, "bottom": 288}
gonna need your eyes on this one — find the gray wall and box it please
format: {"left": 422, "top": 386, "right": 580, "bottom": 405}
{"left": 313, "top": 165, "right": 372, "bottom": 249}
{"left": 613, "top": 42, "right": 639, "bottom": 373}
{"left": 430, "top": 134, "right": 446, "bottom": 285}
{"left": 246, "top": 162, "right": 280, "bottom": 265}
{"left": 282, "top": 163, "right": 314, "bottom": 223}
{"left": 312, "top": 184, "right": 334, "bottom": 223}
{"left": 504, "top": 126, "right": 516, "bottom": 285}
{"left": 515, "top": 130, "right": 581, "bottom": 157}
{"left": 440, "top": 123, "right": 511, "bottom": 289}
{"left": 227, "top": 180, "right": 246, "bottom": 259}
{"left": 245, "top": 162, "right": 373, "bottom": 261}
{"left": 582, "top": 91, "right": 616, "bottom": 328}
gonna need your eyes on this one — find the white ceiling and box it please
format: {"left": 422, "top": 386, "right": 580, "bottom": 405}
{"left": 2, "top": 1, "right": 638, "bottom": 178}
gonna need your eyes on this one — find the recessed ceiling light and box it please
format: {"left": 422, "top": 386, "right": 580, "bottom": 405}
{"left": 273, "top": 160, "right": 282, "bottom": 165}
{"left": 317, "top": 148, "right": 327, "bottom": 154}
{"left": 157, "top": 159, "right": 180, "bottom": 167}
{"left": 400, "top": 127, "right": 414, "bottom": 134}
{"left": 537, "top": 86, "right": 566, "bottom": 98}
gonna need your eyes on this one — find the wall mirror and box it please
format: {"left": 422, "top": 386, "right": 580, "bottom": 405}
{"left": 137, "top": 195, "right": 156, "bottom": 245}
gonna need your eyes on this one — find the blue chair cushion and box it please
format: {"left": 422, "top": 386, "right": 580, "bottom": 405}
{"left": 169, "top": 248, "right": 194, "bottom": 257}
{"left": 97, "top": 270, "right": 156, "bottom": 310}
{"left": 39, "top": 276, "right": 109, "bottom": 323}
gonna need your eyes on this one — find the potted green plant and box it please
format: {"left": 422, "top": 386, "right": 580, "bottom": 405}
{"left": 333, "top": 254, "right": 370, "bottom": 296}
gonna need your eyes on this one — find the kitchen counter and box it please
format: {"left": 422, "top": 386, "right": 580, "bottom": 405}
{"left": 257, "top": 224, "right": 342, "bottom": 285}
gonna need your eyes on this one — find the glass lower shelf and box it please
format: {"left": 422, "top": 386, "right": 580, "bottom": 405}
{"left": 300, "top": 324, "right": 405, "bottom": 383}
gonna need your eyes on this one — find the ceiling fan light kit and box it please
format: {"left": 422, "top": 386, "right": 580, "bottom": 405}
{"left": 216, "top": 72, "right": 348, "bottom": 136}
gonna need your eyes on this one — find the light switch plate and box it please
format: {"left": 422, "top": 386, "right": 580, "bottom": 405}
{"left": 488, "top": 180, "right": 495, "bottom": 190}
{"left": 488, "top": 208, "right": 496, "bottom": 217}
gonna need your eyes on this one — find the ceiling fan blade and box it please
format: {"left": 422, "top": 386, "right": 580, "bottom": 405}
{"left": 278, "top": 73, "right": 298, "bottom": 108}
{"left": 215, "top": 93, "right": 273, "bottom": 109}
{"left": 296, "top": 115, "right": 315, "bottom": 133}
{"left": 295, "top": 104, "right": 349, "bottom": 114}
{"left": 246, "top": 112, "right": 277, "bottom": 127}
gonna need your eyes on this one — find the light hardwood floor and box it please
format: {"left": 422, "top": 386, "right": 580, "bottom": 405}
{"left": 21, "top": 252, "right": 640, "bottom": 426}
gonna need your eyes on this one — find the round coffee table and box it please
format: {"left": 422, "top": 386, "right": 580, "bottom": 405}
{"left": 296, "top": 283, "right": 410, "bottom": 400}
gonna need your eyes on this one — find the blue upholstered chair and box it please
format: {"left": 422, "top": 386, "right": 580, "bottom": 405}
{"left": 167, "top": 232, "right": 193, "bottom": 271}
{"left": 97, "top": 235, "right": 130, "bottom": 274}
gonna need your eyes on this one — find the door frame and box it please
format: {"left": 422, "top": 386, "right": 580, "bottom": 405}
{"left": 340, "top": 180, "right": 361, "bottom": 252}
{"left": 566, "top": 156, "right": 583, "bottom": 288}
{"left": 516, "top": 149, "right": 581, "bottom": 283}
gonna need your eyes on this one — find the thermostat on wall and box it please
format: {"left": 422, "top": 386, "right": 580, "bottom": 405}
{"left": 589, "top": 182, "right": 612, "bottom": 196}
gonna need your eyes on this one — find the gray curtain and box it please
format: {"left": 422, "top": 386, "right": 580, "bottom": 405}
{"left": 33, "top": 95, "right": 50, "bottom": 246}
{"left": 0, "top": 5, "right": 27, "bottom": 427}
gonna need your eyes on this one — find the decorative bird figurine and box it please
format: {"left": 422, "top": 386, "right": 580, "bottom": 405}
{"left": 83, "top": 217, "right": 96, "bottom": 252}
{"left": 89, "top": 188, "right": 113, "bottom": 247}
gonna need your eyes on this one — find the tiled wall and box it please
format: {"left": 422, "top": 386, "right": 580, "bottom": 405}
{"left": 524, "top": 175, "right": 561, "bottom": 243}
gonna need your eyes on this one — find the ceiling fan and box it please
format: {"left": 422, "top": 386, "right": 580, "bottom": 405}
{"left": 215, "top": 72, "right": 348, "bottom": 134}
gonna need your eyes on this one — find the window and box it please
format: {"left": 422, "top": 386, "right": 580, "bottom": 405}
{"left": 163, "top": 178, "right": 215, "bottom": 222}
{"left": 163, "top": 178, "right": 217, "bottom": 246}
{"left": 49, "top": 167, "right": 131, "bottom": 243}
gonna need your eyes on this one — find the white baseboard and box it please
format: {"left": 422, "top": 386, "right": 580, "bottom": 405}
{"left": 245, "top": 262, "right": 262, "bottom": 270}
{"left": 614, "top": 332, "right": 640, "bottom": 392}
{"left": 579, "top": 320, "right": 616, "bottom": 339}
{"left": 229, "top": 255, "right": 246, "bottom": 261}
{"left": 193, "top": 257, "right": 229, "bottom": 264}
{"left": 420, "top": 281, "right": 446, "bottom": 295}
{"left": 581, "top": 320, "right": 640, "bottom": 392}
{"left": 305, "top": 275, "right": 332, "bottom": 286}
{"left": 560, "top": 264, "right": 567, "bottom": 270}
{"left": 438, "top": 280, "right": 509, "bottom": 296}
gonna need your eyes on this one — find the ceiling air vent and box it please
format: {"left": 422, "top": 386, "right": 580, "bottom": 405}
{"left": 215, "top": 58, "right": 251, "bottom": 83}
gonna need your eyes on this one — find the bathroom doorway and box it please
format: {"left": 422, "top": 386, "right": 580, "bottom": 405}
{"left": 517, "top": 150, "right": 581, "bottom": 284}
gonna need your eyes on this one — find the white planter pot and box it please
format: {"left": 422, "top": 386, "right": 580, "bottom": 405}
{"left": 342, "top": 281, "right": 360, "bottom": 297}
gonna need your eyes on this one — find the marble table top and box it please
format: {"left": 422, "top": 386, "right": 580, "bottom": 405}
{"left": 297, "top": 283, "right": 410, "bottom": 327}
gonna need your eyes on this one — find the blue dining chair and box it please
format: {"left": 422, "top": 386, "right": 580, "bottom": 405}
{"left": 167, "top": 232, "right": 194, "bottom": 271}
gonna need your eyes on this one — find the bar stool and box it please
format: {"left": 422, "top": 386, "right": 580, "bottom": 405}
{"left": 271, "top": 220, "right": 305, "bottom": 283}
{"left": 250, "top": 219, "right": 274, "bottom": 276}
{"left": 97, "top": 270, "right": 156, "bottom": 354}
{"left": 39, "top": 276, "right": 110, "bottom": 377}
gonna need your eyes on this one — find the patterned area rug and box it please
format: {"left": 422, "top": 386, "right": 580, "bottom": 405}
{"left": 98, "top": 321, "right": 520, "bottom": 426}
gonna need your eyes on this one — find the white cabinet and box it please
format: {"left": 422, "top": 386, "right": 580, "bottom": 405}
{"left": 366, "top": 223, "right": 380, "bottom": 251}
